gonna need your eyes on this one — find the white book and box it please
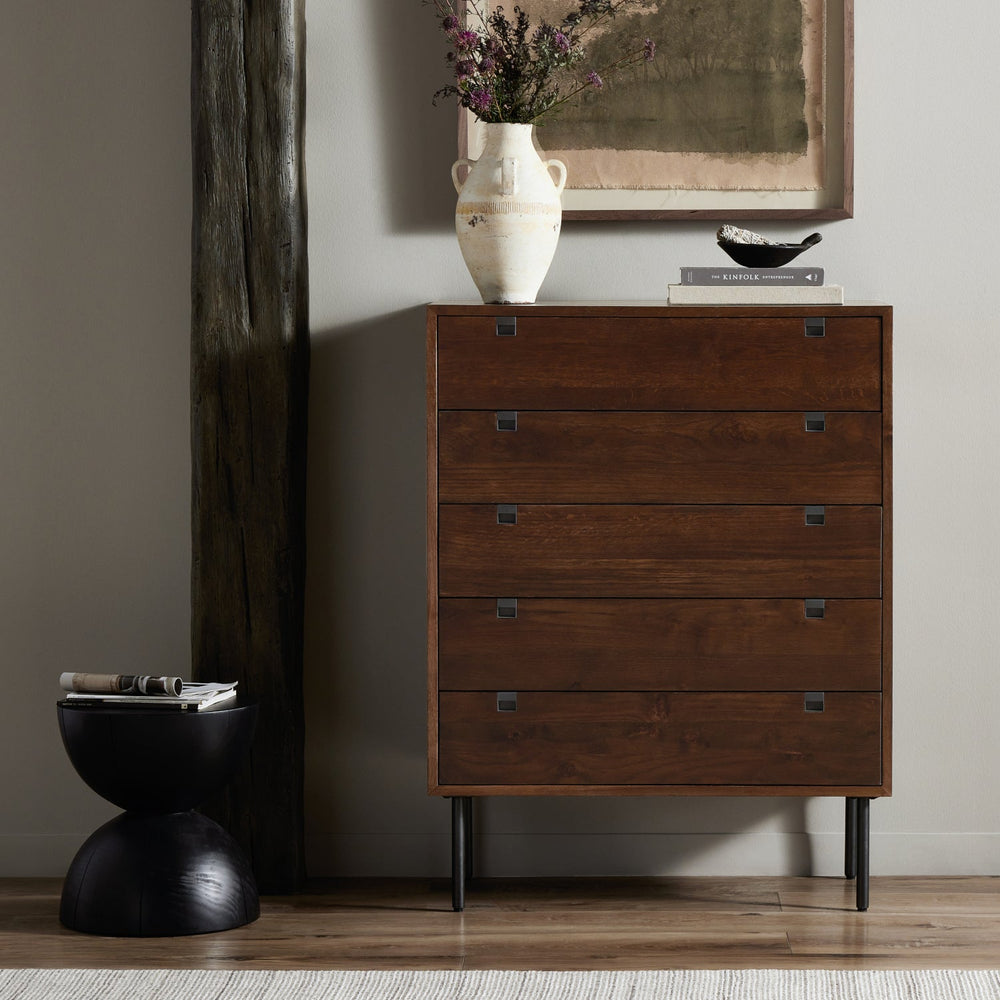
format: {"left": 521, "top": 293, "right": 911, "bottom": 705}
{"left": 667, "top": 284, "right": 844, "bottom": 305}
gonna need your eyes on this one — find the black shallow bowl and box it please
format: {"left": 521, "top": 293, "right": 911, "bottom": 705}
{"left": 719, "top": 232, "right": 822, "bottom": 268}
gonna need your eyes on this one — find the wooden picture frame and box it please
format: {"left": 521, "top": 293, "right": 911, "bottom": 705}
{"left": 459, "top": 0, "right": 853, "bottom": 221}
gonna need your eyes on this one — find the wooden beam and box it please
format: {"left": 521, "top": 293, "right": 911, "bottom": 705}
{"left": 190, "top": 0, "right": 308, "bottom": 893}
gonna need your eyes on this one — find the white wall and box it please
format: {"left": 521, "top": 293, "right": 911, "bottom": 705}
{"left": 302, "top": 0, "right": 1000, "bottom": 878}
{"left": 4, "top": 0, "right": 999, "bottom": 878}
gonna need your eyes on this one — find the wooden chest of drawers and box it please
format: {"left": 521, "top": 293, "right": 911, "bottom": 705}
{"left": 427, "top": 303, "right": 892, "bottom": 909}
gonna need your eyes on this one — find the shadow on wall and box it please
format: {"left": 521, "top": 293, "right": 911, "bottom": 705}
{"left": 368, "top": 0, "right": 458, "bottom": 234}
{"left": 300, "top": 307, "right": 823, "bottom": 877}
{"left": 304, "top": 308, "right": 431, "bottom": 839}
{"left": 476, "top": 795, "right": 818, "bottom": 878}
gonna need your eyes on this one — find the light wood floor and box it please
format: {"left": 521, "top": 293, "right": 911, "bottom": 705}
{"left": 2, "top": 877, "right": 1000, "bottom": 970}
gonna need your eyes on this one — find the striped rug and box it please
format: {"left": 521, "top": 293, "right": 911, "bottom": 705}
{"left": 2, "top": 968, "right": 999, "bottom": 999}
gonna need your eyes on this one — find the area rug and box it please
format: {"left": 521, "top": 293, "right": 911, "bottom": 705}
{"left": 4, "top": 969, "right": 1000, "bottom": 1000}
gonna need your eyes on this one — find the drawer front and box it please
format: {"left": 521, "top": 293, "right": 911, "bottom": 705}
{"left": 439, "top": 691, "right": 882, "bottom": 786}
{"left": 438, "top": 505, "right": 882, "bottom": 598}
{"left": 438, "top": 411, "right": 882, "bottom": 503}
{"left": 438, "top": 598, "right": 882, "bottom": 691}
{"left": 436, "top": 316, "right": 882, "bottom": 410}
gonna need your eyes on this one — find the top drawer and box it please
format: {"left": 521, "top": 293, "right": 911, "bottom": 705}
{"left": 436, "top": 315, "right": 882, "bottom": 411}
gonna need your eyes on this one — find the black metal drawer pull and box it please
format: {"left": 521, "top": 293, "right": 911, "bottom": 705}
{"left": 804, "top": 691, "right": 826, "bottom": 712}
{"left": 805, "top": 505, "right": 826, "bottom": 526}
{"left": 497, "top": 504, "right": 517, "bottom": 525}
{"left": 497, "top": 598, "right": 518, "bottom": 619}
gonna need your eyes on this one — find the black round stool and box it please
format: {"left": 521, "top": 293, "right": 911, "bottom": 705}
{"left": 57, "top": 700, "right": 259, "bottom": 936}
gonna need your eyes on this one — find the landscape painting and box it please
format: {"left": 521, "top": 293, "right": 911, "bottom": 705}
{"left": 463, "top": 0, "right": 852, "bottom": 219}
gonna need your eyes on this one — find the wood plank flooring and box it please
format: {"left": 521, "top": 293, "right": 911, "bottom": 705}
{"left": 2, "top": 877, "right": 999, "bottom": 970}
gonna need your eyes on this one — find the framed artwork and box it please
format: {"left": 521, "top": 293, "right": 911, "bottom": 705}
{"left": 459, "top": 0, "right": 853, "bottom": 221}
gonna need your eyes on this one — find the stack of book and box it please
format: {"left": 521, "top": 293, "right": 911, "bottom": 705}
{"left": 59, "top": 672, "right": 238, "bottom": 711}
{"left": 667, "top": 266, "right": 843, "bottom": 305}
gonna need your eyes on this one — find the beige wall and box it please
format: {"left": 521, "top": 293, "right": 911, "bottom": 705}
{"left": 0, "top": 2, "right": 192, "bottom": 869}
{"left": 4, "top": 1, "right": 999, "bottom": 877}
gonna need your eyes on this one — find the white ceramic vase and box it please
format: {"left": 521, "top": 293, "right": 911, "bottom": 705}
{"left": 452, "top": 123, "right": 567, "bottom": 304}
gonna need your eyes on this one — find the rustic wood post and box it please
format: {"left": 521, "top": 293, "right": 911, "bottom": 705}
{"left": 191, "top": 0, "right": 308, "bottom": 893}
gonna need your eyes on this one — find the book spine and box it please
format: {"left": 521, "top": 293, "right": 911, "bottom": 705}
{"left": 681, "top": 267, "right": 824, "bottom": 286}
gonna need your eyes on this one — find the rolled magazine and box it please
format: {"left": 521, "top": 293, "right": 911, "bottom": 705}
{"left": 59, "top": 673, "right": 183, "bottom": 696}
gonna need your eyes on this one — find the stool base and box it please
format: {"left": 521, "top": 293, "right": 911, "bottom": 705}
{"left": 60, "top": 810, "right": 259, "bottom": 936}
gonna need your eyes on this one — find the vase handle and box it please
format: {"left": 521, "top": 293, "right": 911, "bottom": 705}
{"left": 545, "top": 158, "right": 567, "bottom": 196}
{"left": 500, "top": 157, "right": 518, "bottom": 196}
{"left": 451, "top": 158, "right": 476, "bottom": 194}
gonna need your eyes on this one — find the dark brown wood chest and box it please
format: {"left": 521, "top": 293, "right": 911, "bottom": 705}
{"left": 427, "top": 303, "right": 892, "bottom": 910}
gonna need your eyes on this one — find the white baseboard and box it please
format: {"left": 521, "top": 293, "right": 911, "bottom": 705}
{"left": 306, "top": 832, "right": 1000, "bottom": 879}
{"left": 5, "top": 831, "right": 998, "bottom": 879}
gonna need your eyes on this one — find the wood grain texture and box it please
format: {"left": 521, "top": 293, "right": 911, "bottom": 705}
{"left": 881, "top": 308, "right": 893, "bottom": 795}
{"left": 439, "top": 504, "right": 882, "bottom": 598}
{"left": 439, "top": 691, "right": 882, "bottom": 787}
{"left": 436, "top": 315, "right": 882, "bottom": 411}
{"left": 6, "top": 877, "right": 1000, "bottom": 971}
{"left": 439, "top": 410, "right": 882, "bottom": 504}
{"left": 439, "top": 598, "right": 882, "bottom": 692}
{"left": 58, "top": 810, "right": 258, "bottom": 936}
{"left": 427, "top": 309, "right": 441, "bottom": 793}
{"left": 191, "top": 0, "right": 308, "bottom": 892}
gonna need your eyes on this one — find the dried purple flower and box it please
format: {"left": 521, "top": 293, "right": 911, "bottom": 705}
{"left": 454, "top": 29, "right": 480, "bottom": 53}
{"left": 467, "top": 89, "right": 494, "bottom": 115}
{"left": 429, "top": 0, "right": 653, "bottom": 124}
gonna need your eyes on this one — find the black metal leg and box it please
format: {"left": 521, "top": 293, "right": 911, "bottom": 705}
{"left": 451, "top": 797, "right": 467, "bottom": 912}
{"left": 463, "top": 797, "right": 474, "bottom": 882}
{"left": 845, "top": 797, "right": 858, "bottom": 880}
{"left": 856, "top": 797, "right": 870, "bottom": 912}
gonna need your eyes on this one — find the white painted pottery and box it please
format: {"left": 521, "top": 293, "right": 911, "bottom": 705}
{"left": 452, "top": 123, "right": 566, "bottom": 304}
